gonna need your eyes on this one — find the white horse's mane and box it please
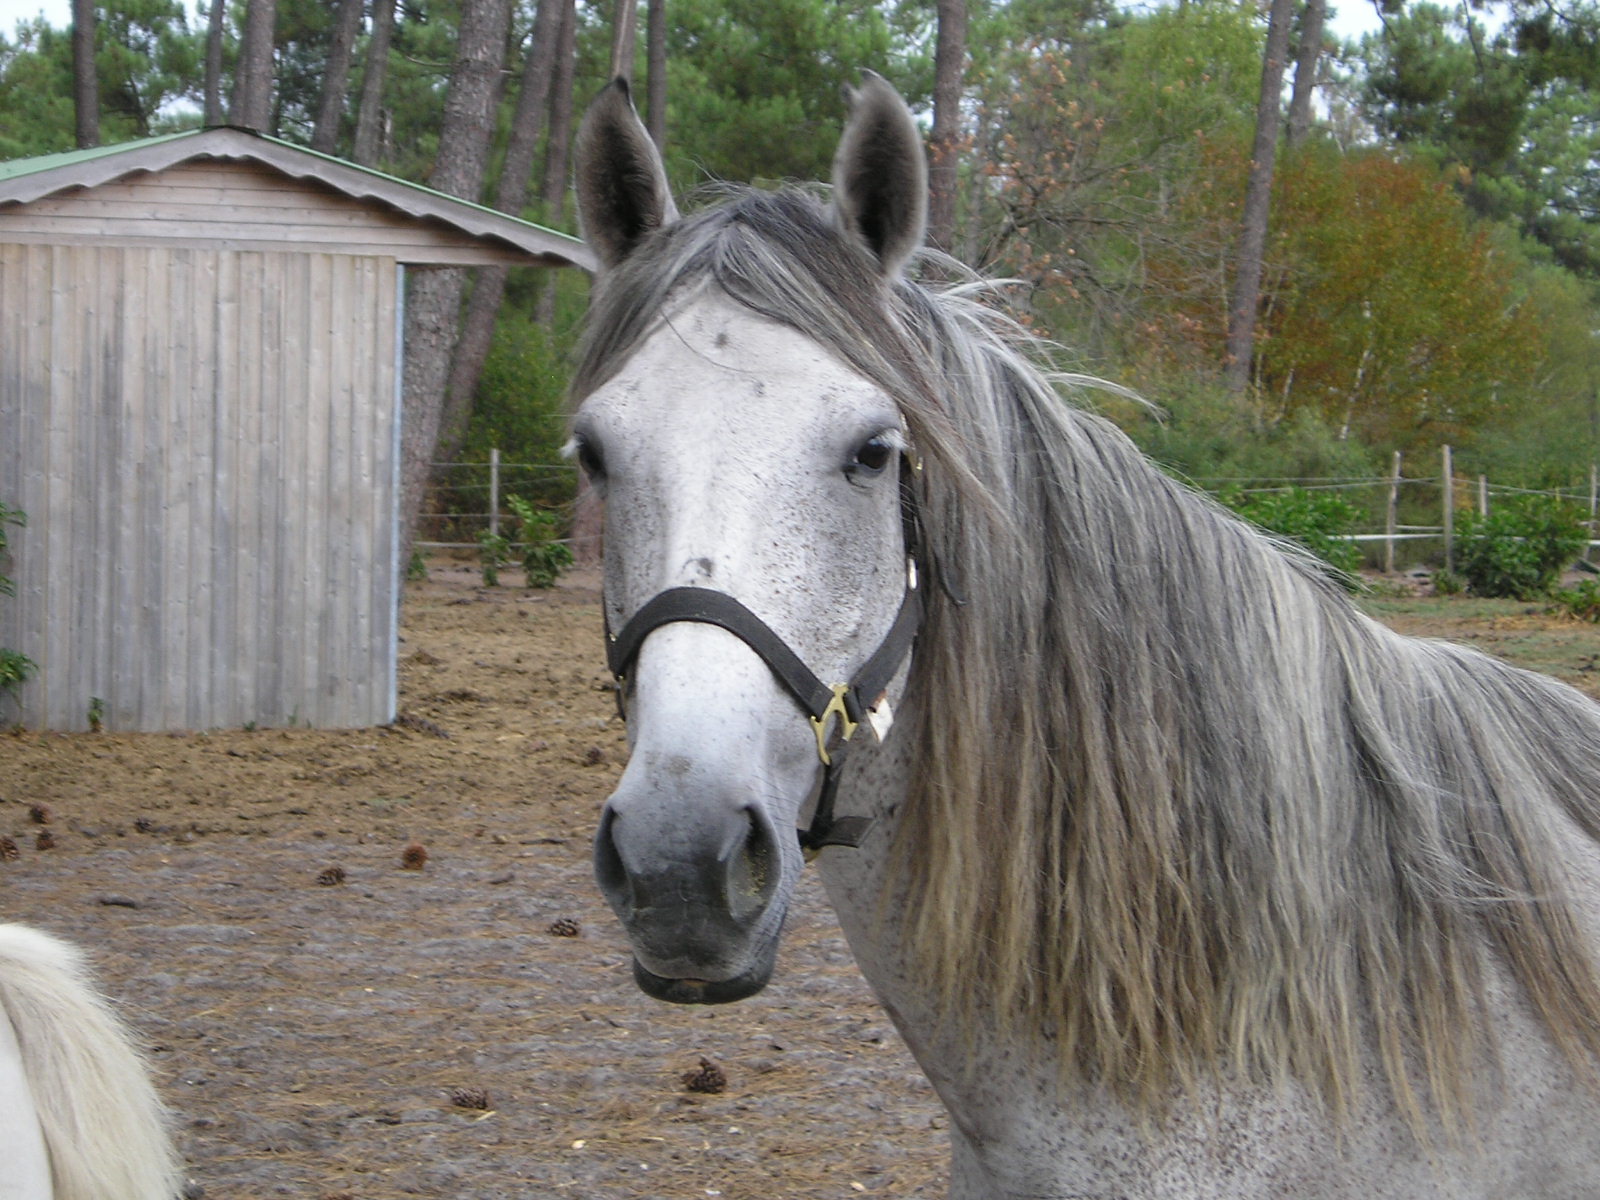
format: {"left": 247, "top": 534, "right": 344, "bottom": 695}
{"left": 572, "top": 185, "right": 1600, "bottom": 1129}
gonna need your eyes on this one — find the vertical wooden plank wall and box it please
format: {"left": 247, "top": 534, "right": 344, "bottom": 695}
{"left": 0, "top": 244, "right": 399, "bottom": 730}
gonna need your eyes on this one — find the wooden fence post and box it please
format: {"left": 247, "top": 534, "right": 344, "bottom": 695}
{"left": 1385, "top": 450, "right": 1401, "bottom": 574}
{"left": 1442, "top": 444, "right": 1454, "bottom": 575}
{"left": 1589, "top": 462, "right": 1597, "bottom": 562}
{"left": 489, "top": 447, "right": 500, "bottom": 538}
{"left": 1478, "top": 474, "right": 1488, "bottom": 517}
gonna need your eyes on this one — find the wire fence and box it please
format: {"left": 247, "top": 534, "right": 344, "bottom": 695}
{"left": 1193, "top": 448, "right": 1600, "bottom": 572}
{"left": 417, "top": 448, "right": 1600, "bottom": 570}
{"left": 415, "top": 450, "right": 581, "bottom": 550}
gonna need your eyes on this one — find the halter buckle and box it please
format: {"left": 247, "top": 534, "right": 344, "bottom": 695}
{"left": 811, "top": 684, "right": 859, "bottom": 766}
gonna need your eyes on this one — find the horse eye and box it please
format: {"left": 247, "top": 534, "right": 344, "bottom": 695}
{"left": 850, "top": 435, "right": 894, "bottom": 477}
{"left": 574, "top": 436, "right": 606, "bottom": 480}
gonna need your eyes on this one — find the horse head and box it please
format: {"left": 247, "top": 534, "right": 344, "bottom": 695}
{"left": 571, "top": 75, "right": 926, "bottom": 1004}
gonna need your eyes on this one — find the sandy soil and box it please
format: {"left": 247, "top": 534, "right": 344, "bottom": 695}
{"left": 7, "top": 564, "right": 1599, "bottom": 1200}
{"left": 2, "top": 563, "right": 947, "bottom": 1200}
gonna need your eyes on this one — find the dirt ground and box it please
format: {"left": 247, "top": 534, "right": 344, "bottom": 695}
{"left": 2, "top": 562, "right": 948, "bottom": 1200}
{"left": 5, "top": 565, "right": 1599, "bottom": 1200}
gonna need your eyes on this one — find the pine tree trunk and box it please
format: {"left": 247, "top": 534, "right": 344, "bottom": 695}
{"left": 1286, "top": 0, "right": 1327, "bottom": 149}
{"left": 397, "top": 0, "right": 516, "bottom": 567}
{"left": 71, "top": 0, "right": 97, "bottom": 148}
{"left": 203, "top": 0, "right": 226, "bottom": 125}
{"left": 645, "top": 0, "right": 666, "bottom": 148}
{"left": 311, "top": 0, "right": 365, "bottom": 154}
{"left": 229, "top": 0, "right": 277, "bottom": 132}
{"left": 928, "top": 0, "right": 967, "bottom": 255}
{"left": 436, "top": 0, "right": 564, "bottom": 467}
{"left": 1223, "top": 0, "right": 1295, "bottom": 392}
{"left": 609, "top": 0, "right": 638, "bottom": 80}
{"left": 352, "top": 0, "right": 397, "bottom": 166}
{"left": 533, "top": 0, "right": 578, "bottom": 327}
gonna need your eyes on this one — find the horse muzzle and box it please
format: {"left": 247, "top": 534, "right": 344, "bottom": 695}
{"left": 594, "top": 781, "right": 794, "bottom": 1004}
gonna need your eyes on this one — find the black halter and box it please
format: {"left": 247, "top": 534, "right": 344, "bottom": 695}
{"left": 603, "top": 458, "right": 925, "bottom": 855}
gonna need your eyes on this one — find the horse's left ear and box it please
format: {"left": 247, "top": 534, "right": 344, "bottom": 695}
{"left": 832, "top": 71, "right": 927, "bottom": 278}
{"left": 575, "top": 78, "right": 680, "bottom": 271}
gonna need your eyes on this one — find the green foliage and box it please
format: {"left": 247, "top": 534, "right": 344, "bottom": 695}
{"left": 477, "top": 527, "right": 509, "bottom": 587}
{"left": 1453, "top": 495, "right": 1589, "bottom": 598}
{"left": 1130, "top": 387, "right": 1378, "bottom": 485}
{"left": 1218, "top": 485, "right": 1364, "bottom": 576}
{"left": 0, "top": 499, "right": 20, "bottom": 599}
{"left": 970, "top": 0, "right": 1262, "bottom": 357}
{"left": 0, "top": 20, "right": 78, "bottom": 155}
{"left": 1552, "top": 578, "right": 1600, "bottom": 622}
{"left": 0, "top": 501, "right": 34, "bottom": 700}
{"left": 658, "top": 0, "right": 928, "bottom": 191}
{"left": 1470, "top": 260, "right": 1600, "bottom": 483}
{"left": 0, "top": 648, "right": 34, "bottom": 697}
{"left": 476, "top": 496, "right": 573, "bottom": 590}
{"left": 0, "top": 2, "right": 200, "bottom": 157}
{"left": 458, "top": 290, "right": 578, "bottom": 510}
{"left": 1358, "top": 2, "right": 1600, "bottom": 277}
{"left": 506, "top": 495, "right": 572, "bottom": 589}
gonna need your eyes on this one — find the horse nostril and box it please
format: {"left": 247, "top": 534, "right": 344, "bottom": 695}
{"left": 724, "top": 807, "right": 781, "bottom": 922}
{"left": 594, "top": 805, "right": 635, "bottom": 914}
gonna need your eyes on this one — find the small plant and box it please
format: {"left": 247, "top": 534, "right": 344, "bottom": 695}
{"left": 0, "top": 502, "right": 35, "bottom": 703}
{"left": 1453, "top": 496, "right": 1588, "bottom": 600}
{"left": 1552, "top": 579, "right": 1600, "bottom": 622}
{"left": 87, "top": 697, "right": 104, "bottom": 732}
{"left": 407, "top": 550, "right": 429, "bottom": 582}
{"left": 506, "top": 495, "right": 573, "bottom": 589}
{"left": 1431, "top": 568, "right": 1465, "bottom": 597}
{"left": 477, "top": 528, "right": 510, "bottom": 587}
{"left": 1218, "top": 485, "right": 1363, "bottom": 577}
{"left": 0, "top": 649, "right": 34, "bottom": 696}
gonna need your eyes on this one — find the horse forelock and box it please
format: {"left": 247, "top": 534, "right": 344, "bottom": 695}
{"left": 573, "top": 185, "right": 1600, "bottom": 1132}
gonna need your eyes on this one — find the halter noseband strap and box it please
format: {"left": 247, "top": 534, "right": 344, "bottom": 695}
{"left": 605, "top": 578, "right": 921, "bottom": 854}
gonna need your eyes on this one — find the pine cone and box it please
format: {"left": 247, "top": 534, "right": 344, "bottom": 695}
{"left": 400, "top": 843, "right": 428, "bottom": 870}
{"left": 547, "top": 917, "right": 581, "bottom": 938}
{"left": 316, "top": 865, "right": 346, "bottom": 886}
{"left": 34, "top": 831, "right": 54, "bottom": 851}
{"left": 133, "top": 817, "right": 157, "bottom": 833}
{"left": 682, "top": 1056, "right": 727, "bottom": 1094}
{"left": 27, "top": 804, "right": 51, "bottom": 825}
{"left": 0, "top": 837, "right": 18, "bottom": 862}
{"left": 448, "top": 1086, "right": 492, "bottom": 1111}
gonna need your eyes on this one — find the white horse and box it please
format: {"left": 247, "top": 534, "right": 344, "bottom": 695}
{"left": 570, "top": 75, "right": 1600, "bottom": 1197}
{"left": 0, "top": 924, "right": 179, "bottom": 1200}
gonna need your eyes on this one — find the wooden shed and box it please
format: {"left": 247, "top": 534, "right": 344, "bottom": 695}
{"left": 0, "top": 127, "right": 594, "bottom": 732}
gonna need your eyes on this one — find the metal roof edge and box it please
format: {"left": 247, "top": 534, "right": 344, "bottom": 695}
{"left": 0, "top": 127, "right": 596, "bottom": 272}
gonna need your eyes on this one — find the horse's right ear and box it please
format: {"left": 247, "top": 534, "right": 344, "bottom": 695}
{"left": 832, "top": 71, "right": 927, "bottom": 278}
{"left": 575, "top": 78, "right": 679, "bottom": 271}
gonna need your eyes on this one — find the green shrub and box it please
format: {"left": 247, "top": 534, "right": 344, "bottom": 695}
{"left": 1552, "top": 578, "right": 1600, "bottom": 622}
{"left": 1219, "top": 485, "right": 1363, "bottom": 576}
{"left": 1453, "top": 495, "right": 1588, "bottom": 599}
{"left": 0, "top": 502, "right": 35, "bottom": 702}
{"left": 477, "top": 528, "right": 510, "bottom": 587}
{"left": 506, "top": 495, "right": 573, "bottom": 589}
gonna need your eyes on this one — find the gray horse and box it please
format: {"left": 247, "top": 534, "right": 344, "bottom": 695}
{"left": 569, "top": 73, "right": 1600, "bottom": 1198}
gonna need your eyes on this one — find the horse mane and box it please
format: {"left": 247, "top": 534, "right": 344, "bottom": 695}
{"left": 572, "top": 186, "right": 1600, "bottom": 1128}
